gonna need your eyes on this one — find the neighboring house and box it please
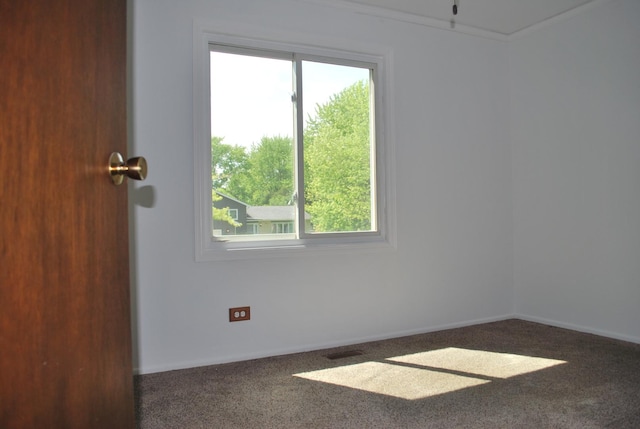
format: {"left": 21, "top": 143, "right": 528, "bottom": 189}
{"left": 212, "top": 192, "right": 248, "bottom": 235}
{"left": 213, "top": 192, "right": 312, "bottom": 236}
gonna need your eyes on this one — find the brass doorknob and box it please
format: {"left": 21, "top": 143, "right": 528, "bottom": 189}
{"left": 109, "top": 152, "right": 148, "bottom": 185}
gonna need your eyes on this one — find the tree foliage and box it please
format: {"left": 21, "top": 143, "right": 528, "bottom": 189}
{"left": 242, "top": 136, "right": 293, "bottom": 206}
{"left": 212, "top": 135, "right": 293, "bottom": 207}
{"left": 304, "top": 80, "right": 372, "bottom": 232}
{"left": 211, "top": 136, "right": 248, "bottom": 190}
{"left": 211, "top": 137, "right": 245, "bottom": 228}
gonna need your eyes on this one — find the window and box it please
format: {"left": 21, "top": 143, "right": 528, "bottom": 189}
{"left": 246, "top": 223, "right": 259, "bottom": 235}
{"left": 272, "top": 222, "right": 294, "bottom": 234}
{"left": 194, "top": 30, "right": 394, "bottom": 260}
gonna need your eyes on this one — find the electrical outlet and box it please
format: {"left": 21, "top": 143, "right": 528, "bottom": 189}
{"left": 229, "top": 306, "right": 250, "bottom": 322}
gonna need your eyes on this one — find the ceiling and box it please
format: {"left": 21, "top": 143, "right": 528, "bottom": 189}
{"left": 336, "top": 0, "right": 597, "bottom": 36}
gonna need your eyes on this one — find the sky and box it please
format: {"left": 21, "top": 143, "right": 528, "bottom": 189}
{"left": 210, "top": 51, "right": 368, "bottom": 149}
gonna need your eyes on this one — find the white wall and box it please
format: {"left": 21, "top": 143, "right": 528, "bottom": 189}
{"left": 130, "top": 0, "right": 513, "bottom": 373}
{"left": 510, "top": 0, "right": 640, "bottom": 343}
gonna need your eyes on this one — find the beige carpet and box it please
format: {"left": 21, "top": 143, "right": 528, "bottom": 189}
{"left": 135, "top": 320, "right": 640, "bottom": 428}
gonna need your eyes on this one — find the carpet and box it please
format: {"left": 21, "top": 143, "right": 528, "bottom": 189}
{"left": 135, "top": 319, "right": 640, "bottom": 428}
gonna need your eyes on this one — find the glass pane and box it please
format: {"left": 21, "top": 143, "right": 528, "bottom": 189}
{"left": 210, "top": 51, "right": 295, "bottom": 240}
{"left": 302, "top": 61, "right": 374, "bottom": 233}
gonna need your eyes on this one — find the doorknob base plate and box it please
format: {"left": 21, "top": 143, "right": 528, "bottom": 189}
{"left": 109, "top": 152, "right": 126, "bottom": 185}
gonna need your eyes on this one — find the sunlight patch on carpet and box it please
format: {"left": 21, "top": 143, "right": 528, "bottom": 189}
{"left": 294, "top": 361, "right": 489, "bottom": 400}
{"left": 294, "top": 348, "right": 566, "bottom": 400}
{"left": 387, "top": 347, "right": 566, "bottom": 379}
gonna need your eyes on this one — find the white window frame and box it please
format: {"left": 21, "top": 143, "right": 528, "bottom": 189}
{"left": 194, "top": 25, "right": 396, "bottom": 261}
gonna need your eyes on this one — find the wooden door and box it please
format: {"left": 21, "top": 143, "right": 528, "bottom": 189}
{"left": 0, "top": 1, "right": 135, "bottom": 428}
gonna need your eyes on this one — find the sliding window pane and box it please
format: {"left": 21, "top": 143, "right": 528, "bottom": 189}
{"left": 302, "top": 61, "right": 375, "bottom": 233}
{"left": 210, "top": 51, "right": 295, "bottom": 239}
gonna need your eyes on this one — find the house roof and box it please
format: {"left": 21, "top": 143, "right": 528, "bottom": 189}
{"left": 247, "top": 206, "right": 293, "bottom": 221}
{"left": 215, "top": 191, "right": 248, "bottom": 207}
{"left": 246, "top": 206, "right": 310, "bottom": 221}
{"left": 215, "top": 192, "right": 310, "bottom": 221}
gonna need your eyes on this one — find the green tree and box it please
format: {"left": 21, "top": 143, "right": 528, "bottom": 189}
{"left": 236, "top": 135, "right": 294, "bottom": 206}
{"left": 211, "top": 136, "right": 248, "bottom": 191}
{"left": 211, "top": 137, "right": 244, "bottom": 230}
{"left": 304, "top": 80, "right": 372, "bottom": 232}
{"left": 212, "top": 135, "right": 293, "bottom": 207}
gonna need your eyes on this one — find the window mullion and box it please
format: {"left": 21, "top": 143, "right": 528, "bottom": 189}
{"left": 292, "top": 57, "right": 306, "bottom": 238}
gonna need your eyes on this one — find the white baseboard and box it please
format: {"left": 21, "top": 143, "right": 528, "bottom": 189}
{"left": 514, "top": 314, "right": 640, "bottom": 345}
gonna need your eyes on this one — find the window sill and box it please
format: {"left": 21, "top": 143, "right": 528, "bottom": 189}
{"left": 195, "top": 235, "right": 396, "bottom": 261}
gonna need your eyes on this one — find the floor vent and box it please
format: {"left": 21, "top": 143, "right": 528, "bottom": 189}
{"left": 325, "top": 350, "right": 364, "bottom": 360}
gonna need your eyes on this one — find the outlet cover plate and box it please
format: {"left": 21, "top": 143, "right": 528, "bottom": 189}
{"left": 229, "top": 306, "right": 250, "bottom": 322}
